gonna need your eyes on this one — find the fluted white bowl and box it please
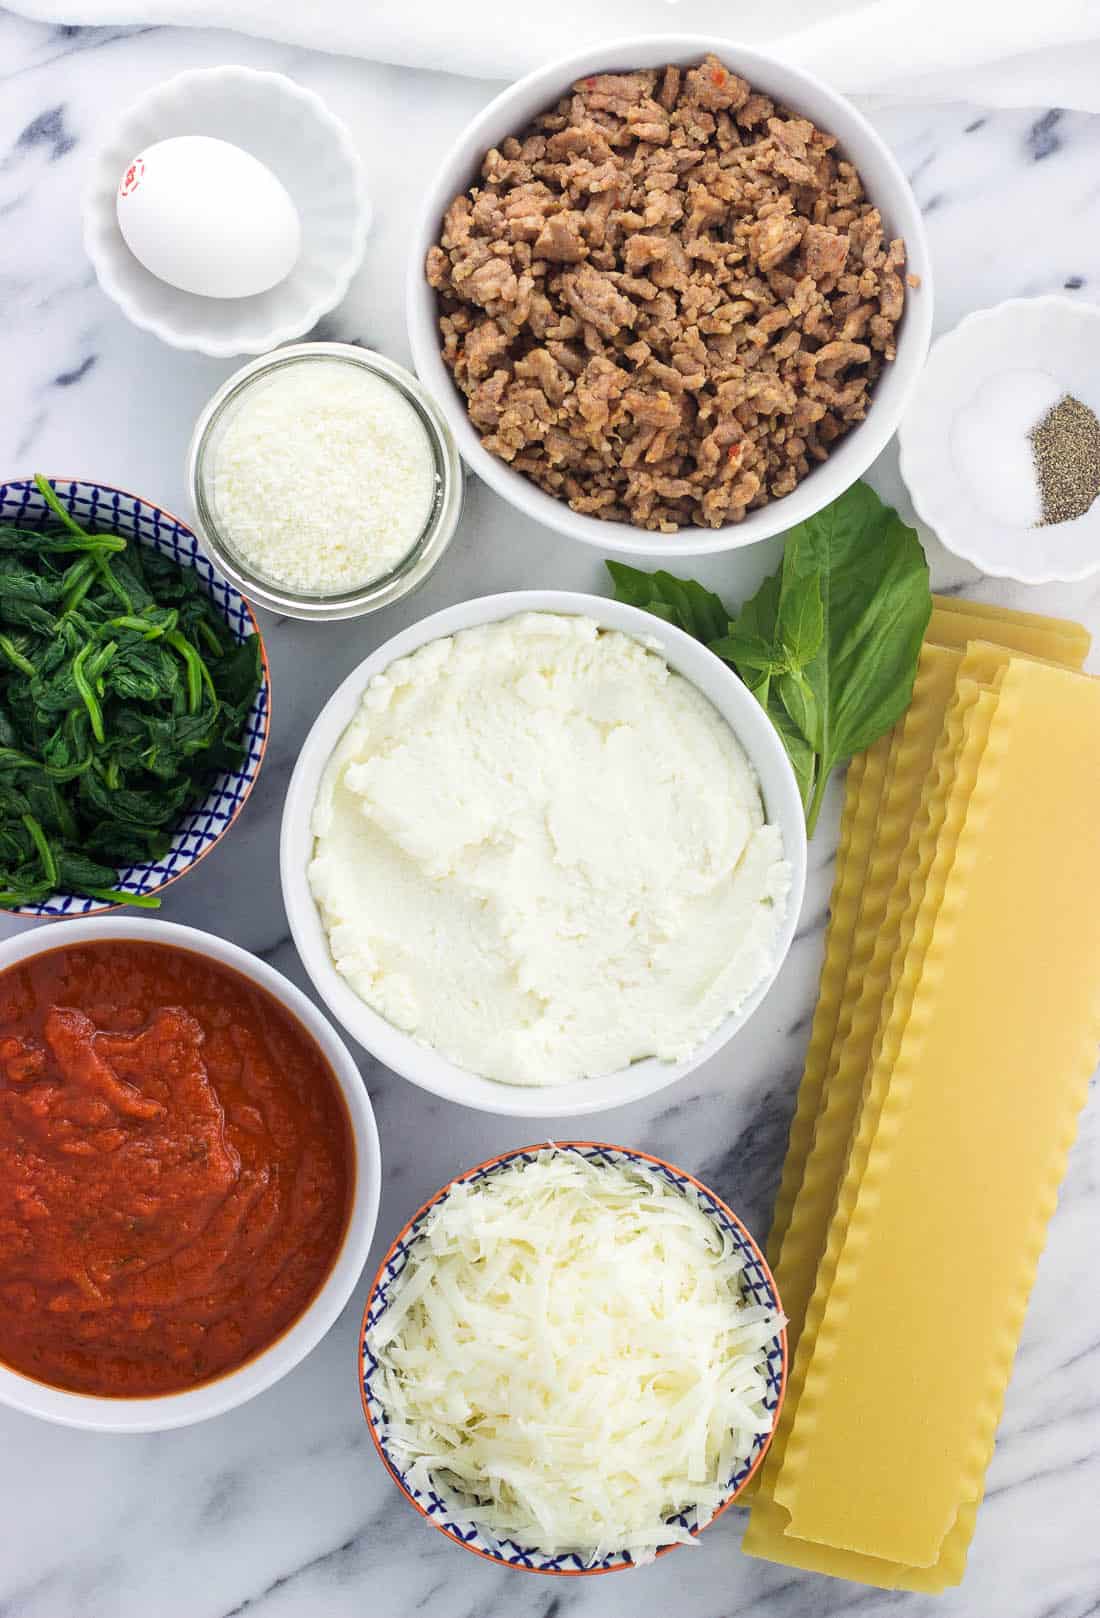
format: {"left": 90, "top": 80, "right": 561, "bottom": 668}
{"left": 899, "top": 296, "right": 1100, "bottom": 583}
{"left": 83, "top": 67, "right": 369, "bottom": 357}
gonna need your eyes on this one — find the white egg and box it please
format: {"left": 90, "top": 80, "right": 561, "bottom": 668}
{"left": 116, "top": 136, "right": 301, "bottom": 300}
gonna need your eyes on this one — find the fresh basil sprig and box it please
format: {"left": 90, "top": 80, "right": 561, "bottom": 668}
{"left": 608, "top": 481, "right": 931, "bottom": 836}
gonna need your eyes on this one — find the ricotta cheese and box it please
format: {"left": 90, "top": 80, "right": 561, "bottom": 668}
{"left": 309, "top": 613, "right": 790, "bottom": 1086}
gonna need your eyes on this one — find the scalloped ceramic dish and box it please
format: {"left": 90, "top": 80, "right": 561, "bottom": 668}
{"left": 360, "top": 1142, "right": 787, "bottom": 1575}
{"left": 898, "top": 296, "right": 1100, "bottom": 583}
{"left": 0, "top": 476, "right": 270, "bottom": 917}
{"left": 83, "top": 67, "right": 369, "bottom": 357}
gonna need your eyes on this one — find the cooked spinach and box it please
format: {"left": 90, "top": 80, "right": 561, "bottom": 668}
{"left": 607, "top": 482, "right": 931, "bottom": 837}
{"left": 0, "top": 476, "right": 263, "bottom": 908}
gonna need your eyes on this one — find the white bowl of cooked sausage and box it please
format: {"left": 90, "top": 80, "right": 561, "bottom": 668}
{"left": 408, "top": 36, "right": 932, "bottom": 557}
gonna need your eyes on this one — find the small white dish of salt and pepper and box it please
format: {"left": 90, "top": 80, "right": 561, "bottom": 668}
{"left": 899, "top": 295, "right": 1100, "bottom": 584}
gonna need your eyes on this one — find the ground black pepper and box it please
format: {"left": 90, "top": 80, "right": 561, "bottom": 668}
{"left": 1030, "top": 395, "right": 1100, "bottom": 525}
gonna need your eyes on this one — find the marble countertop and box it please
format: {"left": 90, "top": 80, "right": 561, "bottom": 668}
{"left": 2, "top": 15, "right": 1099, "bottom": 1617}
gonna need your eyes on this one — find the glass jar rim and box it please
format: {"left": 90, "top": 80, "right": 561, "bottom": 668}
{"left": 187, "top": 342, "right": 463, "bottom": 622}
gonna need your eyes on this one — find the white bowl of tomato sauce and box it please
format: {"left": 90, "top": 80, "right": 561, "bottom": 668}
{"left": 0, "top": 917, "right": 380, "bottom": 1432}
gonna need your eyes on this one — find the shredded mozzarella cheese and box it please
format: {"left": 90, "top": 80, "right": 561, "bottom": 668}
{"left": 368, "top": 1151, "right": 783, "bottom": 1565}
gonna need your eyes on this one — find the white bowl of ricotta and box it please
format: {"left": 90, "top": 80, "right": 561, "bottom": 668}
{"left": 281, "top": 592, "right": 807, "bottom": 1117}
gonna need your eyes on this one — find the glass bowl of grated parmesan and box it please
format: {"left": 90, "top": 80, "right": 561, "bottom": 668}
{"left": 188, "top": 342, "right": 463, "bottom": 619}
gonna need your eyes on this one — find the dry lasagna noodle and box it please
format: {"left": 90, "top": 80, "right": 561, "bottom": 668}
{"left": 748, "top": 603, "right": 1097, "bottom": 1587}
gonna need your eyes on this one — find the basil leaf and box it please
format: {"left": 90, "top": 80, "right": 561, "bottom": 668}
{"left": 777, "top": 568, "right": 824, "bottom": 668}
{"left": 708, "top": 629, "right": 783, "bottom": 672}
{"left": 604, "top": 480, "right": 931, "bottom": 839}
{"left": 781, "top": 484, "right": 930, "bottom": 831}
{"left": 717, "top": 564, "right": 823, "bottom": 738}
{"left": 729, "top": 568, "right": 781, "bottom": 647}
{"left": 606, "top": 562, "right": 730, "bottom": 643}
{"left": 777, "top": 666, "right": 820, "bottom": 753}
{"left": 738, "top": 659, "right": 771, "bottom": 709}
{"left": 767, "top": 703, "right": 816, "bottom": 812}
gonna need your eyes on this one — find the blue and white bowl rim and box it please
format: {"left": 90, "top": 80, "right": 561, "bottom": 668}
{"left": 0, "top": 476, "right": 270, "bottom": 918}
{"left": 360, "top": 1141, "right": 788, "bottom": 1577}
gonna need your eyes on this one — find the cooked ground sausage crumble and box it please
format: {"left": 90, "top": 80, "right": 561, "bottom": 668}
{"left": 427, "top": 56, "right": 908, "bottom": 532}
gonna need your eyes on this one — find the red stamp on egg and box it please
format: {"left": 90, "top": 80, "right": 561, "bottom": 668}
{"left": 119, "top": 157, "right": 145, "bottom": 198}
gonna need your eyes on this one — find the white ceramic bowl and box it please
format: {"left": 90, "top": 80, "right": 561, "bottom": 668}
{"left": 407, "top": 35, "right": 933, "bottom": 559}
{"left": 84, "top": 67, "right": 369, "bottom": 357}
{"left": 280, "top": 591, "right": 808, "bottom": 1119}
{"left": 0, "top": 918, "right": 381, "bottom": 1433}
{"left": 898, "top": 296, "right": 1100, "bottom": 584}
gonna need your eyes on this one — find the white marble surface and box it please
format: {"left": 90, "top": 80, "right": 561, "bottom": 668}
{"left": 1, "top": 15, "right": 1099, "bottom": 1616}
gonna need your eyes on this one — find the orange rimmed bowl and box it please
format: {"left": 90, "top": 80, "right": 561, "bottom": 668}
{"left": 359, "top": 1141, "right": 787, "bottom": 1576}
{"left": 0, "top": 476, "right": 270, "bottom": 917}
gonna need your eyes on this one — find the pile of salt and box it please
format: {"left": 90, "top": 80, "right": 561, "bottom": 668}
{"left": 950, "top": 368, "right": 1062, "bottom": 528}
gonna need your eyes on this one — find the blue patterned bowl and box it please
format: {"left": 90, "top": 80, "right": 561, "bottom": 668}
{"left": 360, "top": 1142, "right": 787, "bottom": 1576}
{"left": 0, "top": 476, "right": 270, "bottom": 918}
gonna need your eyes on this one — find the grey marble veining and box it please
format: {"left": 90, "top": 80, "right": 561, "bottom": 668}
{"left": 0, "top": 16, "right": 1098, "bottom": 1616}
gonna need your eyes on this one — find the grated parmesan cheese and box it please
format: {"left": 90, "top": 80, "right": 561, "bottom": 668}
{"left": 209, "top": 358, "right": 435, "bottom": 597}
{"left": 368, "top": 1150, "right": 784, "bottom": 1565}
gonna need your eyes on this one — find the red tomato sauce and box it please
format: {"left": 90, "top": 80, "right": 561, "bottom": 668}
{"left": 0, "top": 942, "right": 354, "bottom": 1398}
